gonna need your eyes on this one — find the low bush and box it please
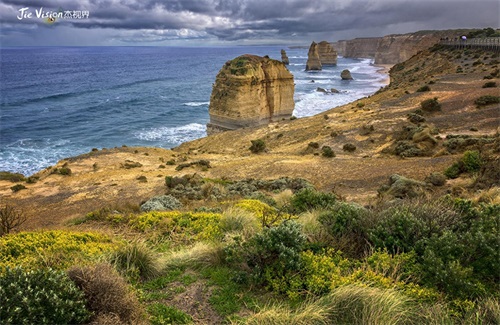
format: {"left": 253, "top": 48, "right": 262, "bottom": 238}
{"left": 10, "top": 184, "right": 26, "bottom": 192}
{"left": 0, "top": 267, "right": 90, "bottom": 325}
{"left": 0, "top": 171, "right": 25, "bottom": 182}
{"left": 249, "top": 139, "right": 266, "bottom": 153}
{"left": 482, "top": 81, "right": 497, "bottom": 88}
{"left": 140, "top": 195, "right": 182, "bottom": 212}
{"left": 343, "top": 143, "right": 357, "bottom": 152}
{"left": 244, "top": 221, "right": 306, "bottom": 285}
{"left": 0, "top": 230, "right": 116, "bottom": 270}
{"left": 416, "top": 85, "right": 431, "bottom": 92}
{"left": 308, "top": 142, "right": 319, "bottom": 149}
{"left": 474, "top": 95, "right": 500, "bottom": 107}
{"left": 321, "top": 146, "right": 335, "bottom": 157}
{"left": 0, "top": 204, "right": 26, "bottom": 236}
{"left": 420, "top": 97, "right": 441, "bottom": 112}
{"left": 288, "top": 188, "right": 336, "bottom": 213}
{"left": 68, "top": 263, "right": 143, "bottom": 324}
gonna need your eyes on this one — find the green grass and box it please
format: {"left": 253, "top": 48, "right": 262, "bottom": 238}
{"left": 202, "top": 267, "right": 253, "bottom": 316}
{"left": 147, "top": 303, "right": 193, "bottom": 325}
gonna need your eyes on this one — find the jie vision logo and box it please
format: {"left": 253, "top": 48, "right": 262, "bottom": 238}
{"left": 17, "top": 7, "right": 89, "bottom": 24}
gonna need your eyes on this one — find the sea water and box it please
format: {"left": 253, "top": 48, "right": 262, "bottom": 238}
{"left": 0, "top": 46, "right": 387, "bottom": 175}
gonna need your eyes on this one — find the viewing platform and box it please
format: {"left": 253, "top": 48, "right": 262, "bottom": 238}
{"left": 439, "top": 37, "right": 500, "bottom": 52}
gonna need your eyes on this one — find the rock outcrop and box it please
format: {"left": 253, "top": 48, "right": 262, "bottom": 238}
{"left": 281, "top": 49, "right": 289, "bottom": 65}
{"left": 207, "top": 54, "right": 295, "bottom": 135}
{"left": 341, "top": 69, "right": 353, "bottom": 80}
{"left": 305, "top": 42, "right": 322, "bottom": 71}
{"left": 317, "top": 41, "right": 338, "bottom": 65}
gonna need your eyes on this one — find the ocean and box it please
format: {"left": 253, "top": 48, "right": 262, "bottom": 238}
{"left": 0, "top": 46, "right": 388, "bottom": 176}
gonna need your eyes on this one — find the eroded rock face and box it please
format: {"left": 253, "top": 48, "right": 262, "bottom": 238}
{"left": 305, "top": 41, "right": 322, "bottom": 71}
{"left": 317, "top": 41, "right": 338, "bottom": 65}
{"left": 281, "top": 49, "right": 289, "bottom": 65}
{"left": 207, "top": 54, "right": 295, "bottom": 135}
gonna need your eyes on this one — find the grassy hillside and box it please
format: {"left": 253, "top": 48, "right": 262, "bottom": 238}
{"left": 0, "top": 44, "right": 499, "bottom": 324}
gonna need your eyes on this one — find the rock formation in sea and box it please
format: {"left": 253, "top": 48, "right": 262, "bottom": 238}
{"left": 305, "top": 42, "right": 322, "bottom": 71}
{"left": 207, "top": 54, "right": 295, "bottom": 135}
{"left": 317, "top": 41, "right": 338, "bottom": 65}
{"left": 341, "top": 69, "right": 353, "bottom": 80}
{"left": 281, "top": 49, "right": 289, "bottom": 65}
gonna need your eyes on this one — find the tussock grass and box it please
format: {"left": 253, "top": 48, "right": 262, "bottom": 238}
{"left": 68, "top": 263, "right": 145, "bottom": 324}
{"left": 296, "top": 209, "right": 332, "bottom": 244}
{"left": 240, "top": 298, "right": 332, "bottom": 325}
{"left": 108, "top": 240, "right": 162, "bottom": 280}
{"left": 322, "top": 285, "right": 415, "bottom": 325}
{"left": 162, "top": 242, "right": 224, "bottom": 270}
{"left": 220, "top": 207, "right": 260, "bottom": 238}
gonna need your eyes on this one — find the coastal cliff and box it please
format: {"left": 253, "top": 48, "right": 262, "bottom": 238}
{"left": 207, "top": 54, "right": 294, "bottom": 135}
{"left": 334, "top": 30, "right": 462, "bottom": 64}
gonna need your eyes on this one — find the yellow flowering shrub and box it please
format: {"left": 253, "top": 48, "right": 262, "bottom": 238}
{"left": 234, "top": 199, "right": 292, "bottom": 227}
{"left": 129, "top": 211, "right": 222, "bottom": 241}
{"left": 0, "top": 231, "right": 117, "bottom": 271}
{"left": 301, "top": 249, "right": 351, "bottom": 294}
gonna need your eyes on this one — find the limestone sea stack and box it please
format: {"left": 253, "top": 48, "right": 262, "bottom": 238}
{"left": 341, "top": 69, "right": 353, "bottom": 80}
{"left": 281, "top": 49, "right": 289, "bottom": 65}
{"left": 317, "top": 41, "right": 338, "bottom": 65}
{"left": 207, "top": 54, "right": 295, "bottom": 135}
{"left": 305, "top": 41, "right": 322, "bottom": 71}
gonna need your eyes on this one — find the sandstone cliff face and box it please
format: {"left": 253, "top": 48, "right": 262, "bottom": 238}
{"left": 333, "top": 38, "right": 379, "bottom": 59}
{"left": 305, "top": 42, "right": 322, "bottom": 71}
{"left": 317, "top": 41, "right": 338, "bottom": 65}
{"left": 281, "top": 49, "right": 289, "bottom": 65}
{"left": 333, "top": 31, "right": 460, "bottom": 64}
{"left": 373, "top": 32, "right": 450, "bottom": 64}
{"left": 207, "top": 55, "right": 295, "bottom": 135}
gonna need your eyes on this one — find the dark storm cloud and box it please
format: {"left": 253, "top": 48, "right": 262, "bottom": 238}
{"left": 0, "top": 0, "right": 498, "bottom": 45}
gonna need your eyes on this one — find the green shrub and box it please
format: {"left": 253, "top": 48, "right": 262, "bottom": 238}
{"left": 474, "top": 95, "right": 500, "bottom": 107}
{"left": 289, "top": 188, "right": 336, "bottom": 213}
{"left": 343, "top": 143, "right": 357, "bottom": 152}
{"left": 0, "top": 171, "right": 25, "bottom": 182}
{"left": 420, "top": 97, "right": 441, "bottom": 112}
{"left": 245, "top": 221, "right": 306, "bottom": 283}
{"left": 444, "top": 162, "right": 462, "bottom": 179}
{"left": 0, "top": 267, "right": 90, "bottom": 324}
{"left": 318, "top": 202, "right": 367, "bottom": 237}
{"left": 249, "top": 139, "right": 266, "bottom": 153}
{"left": 10, "top": 184, "right": 26, "bottom": 192}
{"left": 321, "top": 146, "right": 335, "bottom": 158}
{"left": 68, "top": 263, "right": 143, "bottom": 324}
{"left": 369, "top": 205, "right": 426, "bottom": 254}
{"left": 416, "top": 85, "right": 431, "bottom": 92}
{"left": 461, "top": 150, "right": 482, "bottom": 173}
{"left": 308, "top": 142, "right": 319, "bottom": 149}
{"left": 482, "top": 81, "right": 497, "bottom": 88}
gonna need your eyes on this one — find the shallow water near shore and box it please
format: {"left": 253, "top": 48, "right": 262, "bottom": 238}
{"left": 0, "top": 46, "right": 387, "bottom": 175}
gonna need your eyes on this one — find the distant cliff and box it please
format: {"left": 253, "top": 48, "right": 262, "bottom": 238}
{"left": 333, "top": 30, "right": 465, "bottom": 64}
{"left": 207, "top": 55, "right": 294, "bottom": 135}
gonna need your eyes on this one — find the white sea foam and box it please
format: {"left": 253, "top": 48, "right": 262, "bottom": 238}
{"left": 183, "top": 101, "right": 210, "bottom": 107}
{"left": 134, "top": 123, "right": 206, "bottom": 143}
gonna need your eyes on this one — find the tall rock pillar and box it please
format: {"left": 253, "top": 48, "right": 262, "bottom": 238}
{"left": 207, "top": 54, "right": 295, "bottom": 135}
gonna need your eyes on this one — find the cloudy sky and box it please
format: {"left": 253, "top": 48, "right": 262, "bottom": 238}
{"left": 0, "top": 0, "right": 498, "bottom": 46}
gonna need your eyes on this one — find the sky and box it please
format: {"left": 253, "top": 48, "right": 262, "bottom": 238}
{"left": 0, "top": 0, "right": 499, "bottom": 46}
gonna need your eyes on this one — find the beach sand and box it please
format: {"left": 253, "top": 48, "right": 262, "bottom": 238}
{"left": 375, "top": 64, "right": 393, "bottom": 85}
